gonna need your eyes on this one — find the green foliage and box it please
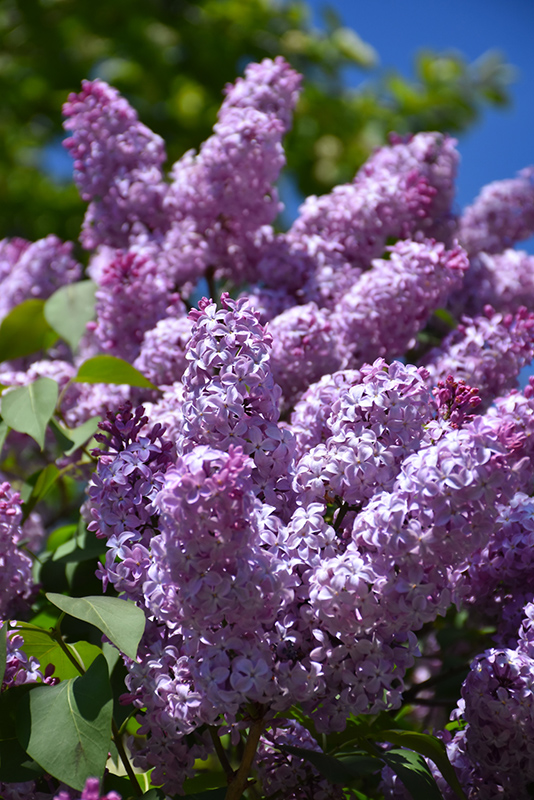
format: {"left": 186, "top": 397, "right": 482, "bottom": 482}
{"left": 44, "top": 280, "right": 97, "bottom": 351}
{"left": 0, "top": 299, "right": 58, "bottom": 362}
{"left": 17, "top": 654, "right": 113, "bottom": 790}
{"left": 19, "top": 629, "right": 102, "bottom": 681}
{"left": 46, "top": 593, "right": 146, "bottom": 661}
{"left": 0, "top": 0, "right": 513, "bottom": 242}
{"left": 0, "top": 377, "right": 58, "bottom": 449}
{"left": 74, "top": 355, "right": 157, "bottom": 389}
{"left": 381, "top": 747, "right": 443, "bottom": 799}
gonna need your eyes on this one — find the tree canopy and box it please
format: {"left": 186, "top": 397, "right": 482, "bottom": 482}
{"left": 0, "top": 0, "right": 513, "bottom": 242}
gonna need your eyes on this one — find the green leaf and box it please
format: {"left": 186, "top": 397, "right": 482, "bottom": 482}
{"left": 277, "top": 743, "right": 383, "bottom": 785}
{"left": 17, "top": 654, "right": 113, "bottom": 791}
{"left": 31, "top": 464, "right": 60, "bottom": 502}
{"left": 0, "top": 419, "right": 9, "bottom": 455}
{"left": 63, "top": 416, "right": 101, "bottom": 455}
{"left": 46, "top": 523, "right": 78, "bottom": 552}
{"left": 0, "top": 624, "right": 6, "bottom": 687}
{"left": 19, "top": 629, "right": 102, "bottom": 681}
{"left": 0, "top": 299, "right": 58, "bottom": 362}
{"left": 141, "top": 791, "right": 166, "bottom": 800}
{"left": 51, "top": 527, "right": 105, "bottom": 564}
{"left": 0, "top": 686, "right": 44, "bottom": 783}
{"left": 44, "top": 280, "right": 97, "bottom": 351}
{"left": 1, "top": 378, "right": 58, "bottom": 449}
{"left": 376, "top": 730, "right": 466, "bottom": 800}
{"left": 381, "top": 747, "right": 444, "bottom": 800}
{"left": 74, "top": 356, "right": 157, "bottom": 389}
{"left": 182, "top": 771, "right": 228, "bottom": 794}
{"left": 46, "top": 594, "right": 145, "bottom": 661}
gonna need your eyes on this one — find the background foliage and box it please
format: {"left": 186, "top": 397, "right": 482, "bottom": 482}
{"left": 0, "top": 0, "right": 512, "bottom": 242}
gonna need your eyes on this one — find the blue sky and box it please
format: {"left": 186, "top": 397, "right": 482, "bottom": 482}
{"left": 307, "top": 0, "right": 534, "bottom": 215}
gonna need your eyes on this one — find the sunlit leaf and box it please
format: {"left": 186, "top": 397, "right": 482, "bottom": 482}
{"left": 46, "top": 594, "right": 145, "bottom": 661}
{"left": 1, "top": 378, "right": 58, "bottom": 449}
{"left": 44, "top": 281, "right": 96, "bottom": 351}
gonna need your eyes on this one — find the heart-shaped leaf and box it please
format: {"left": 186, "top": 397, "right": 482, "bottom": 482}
{"left": 0, "top": 299, "right": 57, "bottom": 362}
{"left": 1, "top": 378, "right": 58, "bottom": 449}
{"left": 17, "top": 654, "right": 112, "bottom": 791}
{"left": 44, "top": 281, "right": 96, "bottom": 351}
{"left": 46, "top": 594, "right": 145, "bottom": 661}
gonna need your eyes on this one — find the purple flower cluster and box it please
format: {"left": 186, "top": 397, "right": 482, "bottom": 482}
{"left": 0, "top": 235, "right": 81, "bottom": 321}
{"left": 4, "top": 53, "right": 534, "bottom": 800}
{"left": 458, "top": 167, "right": 534, "bottom": 255}
{"left": 0, "top": 483, "right": 34, "bottom": 618}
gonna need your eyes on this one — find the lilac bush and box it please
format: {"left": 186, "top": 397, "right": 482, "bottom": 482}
{"left": 0, "top": 55, "right": 534, "bottom": 800}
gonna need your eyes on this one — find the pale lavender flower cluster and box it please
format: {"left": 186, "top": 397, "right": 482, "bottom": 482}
{"left": 334, "top": 238, "right": 468, "bottom": 368}
{"left": 53, "top": 778, "right": 121, "bottom": 800}
{"left": 0, "top": 483, "right": 34, "bottom": 618}
{"left": 63, "top": 80, "right": 168, "bottom": 249}
{"left": 458, "top": 166, "right": 534, "bottom": 255}
{"left": 423, "top": 306, "right": 534, "bottom": 407}
{"left": 4, "top": 53, "right": 534, "bottom": 800}
{"left": 0, "top": 235, "right": 81, "bottom": 320}
{"left": 179, "top": 293, "right": 294, "bottom": 509}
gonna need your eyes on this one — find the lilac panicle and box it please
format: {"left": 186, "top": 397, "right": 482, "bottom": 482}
{"left": 88, "top": 403, "right": 174, "bottom": 599}
{"left": 63, "top": 79, "right": 168, "bottom": 249}
{"left": 180, "top": 293, "right": 295, "bottom": 509}
{"left": 90, "top": 250, "right": 179, "bottom": 362}
{"left": 133, "top": 315, "right": 194, "bottom": 387}
{"left": 53, "top": 777, "right": 122, "bottom": 800}
{"left": 450, "top": 249, "right": 534, "bottom": 319}
{"left": 255, "top": 721, "right": 347, "bottom": 799}
{"left": 423, "top": 306, "right": 534, "bottom": 408}
{"left": 458, "top": 166, "right": 534, "bottom": 255}
{"left": 0, "top": 483, "right": 34, "bottom": 618}
{"left": 166, "top": 57, "right": 301, "bottom": 282}
{"left": 268, "top": 302, "right": 346, "bottom": 409}
{"left": 0, "top": 235, "right": 81, "bottom": 321}
{"left": 221, "top": 55, "right": 302, "bottom": 133}
{"left": 334, "top": 239, "right": 468, "bottom": 368}
{"left": 291, "top": 132, "right": 458, "bottom": 269}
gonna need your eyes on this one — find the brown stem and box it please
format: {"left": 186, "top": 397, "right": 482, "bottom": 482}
{"left": 225, "top": 717, "right": 265, "bottom": 800}
{"left": 210, "top": 726, "right": 234, "bottom": 780}
{"left": 112, "top": 719, "right": 143, "bottom": 797}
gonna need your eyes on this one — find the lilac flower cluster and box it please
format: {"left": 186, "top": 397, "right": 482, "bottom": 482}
{"left": 0, "top": 483, "right": 34, "bottom": 618}
{"left": 0, "top": 235, "right": 81, "bottom": 321}
{"left": 4, "top": 52, "right": 534, "bottom": 800}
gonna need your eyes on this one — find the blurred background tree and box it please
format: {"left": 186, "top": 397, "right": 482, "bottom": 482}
{"left": 0, "top": 0, "right": 513, "bottom": 243}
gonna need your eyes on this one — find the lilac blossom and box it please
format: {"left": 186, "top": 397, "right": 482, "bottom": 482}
{"left": 166, "top": 58, "right": 301, "bottom": 282}
{"left": 423, "top": 306, "right": 534, "bottom": 407}
{"left": 89, "top": 250, "right": 180, "bottom": 362}
{"left": 133, "top": 315, "right": 194, "bottom": 387}
{"left": 458, "top": 166, "right": 534, "bottom": 255}
{"left": 450, "top": 248, "right": 534, "bottom": 318}
{"left": 180, "top": 294, "right": 295, "bottom": 509}
{"left": 0, "top": 483, "right": 34, "bottom": 618}
{"left": 268, "top": 302, "right": 346, "bottom": 409}
{"left": 63, "top": 80, "right": 168, "bottom": 249}
{"left": 291, "top": 132, "right": 458, "bottom": 269}
{"left": 0, "top": 235, "right": 81, "bottom": 320}
{"left": 255, "top": 721, "right": 349, "bottom": 799}
{"left": 334, "top": 239, "right": 468, "bottom": 368}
